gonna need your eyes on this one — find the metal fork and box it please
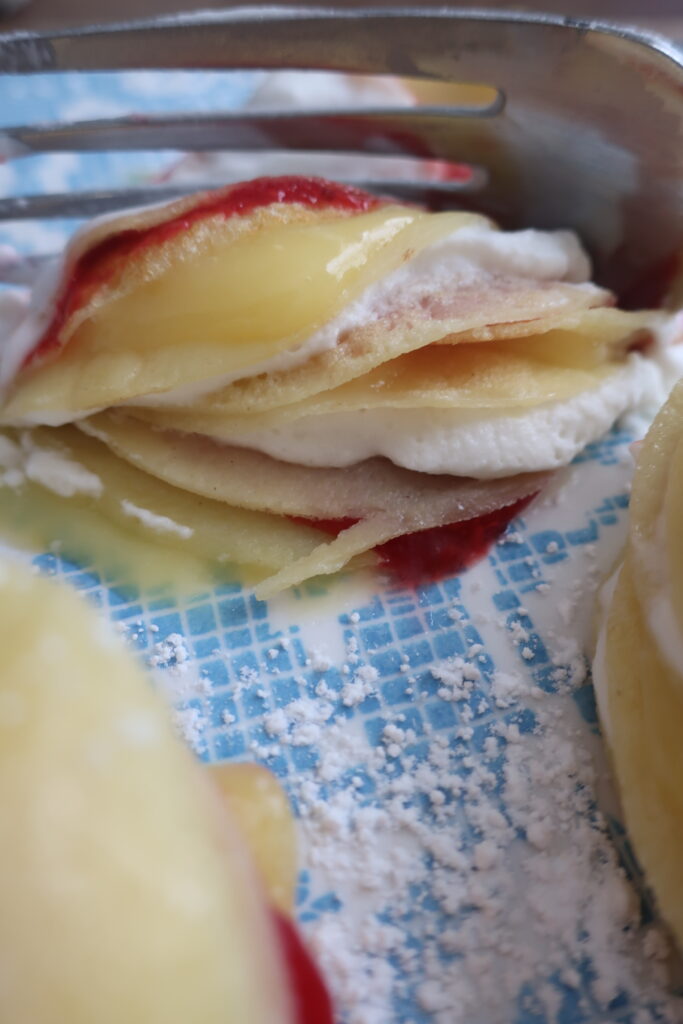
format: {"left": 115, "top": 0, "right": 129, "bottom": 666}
{"left": 0, "top": 7, "right": 681, "bottom": 296}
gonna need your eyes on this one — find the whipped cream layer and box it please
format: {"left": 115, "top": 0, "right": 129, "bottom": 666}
{"left": 198, "top": 355, "right": 665, "bottom": 478}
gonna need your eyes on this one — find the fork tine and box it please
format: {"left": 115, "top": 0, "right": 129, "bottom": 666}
{"left": 1, "top": 105, "right": 502, "bottom": 161}
{"left": 0, "top": 107, "right": 505, "bottom": 221}
{"left": 0, "top": 175, "right": 486, "bottom": 223}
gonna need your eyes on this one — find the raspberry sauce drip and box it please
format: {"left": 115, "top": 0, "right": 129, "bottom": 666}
{"left": 273, "top": 910, "right": 334, "bottom": 1024}
{"left": 26, "top": 176, "right": 381, "bottom": 368}
{"left": 376, "top": 496, "right": 535, "bottom": 586}
{"left": 298, "top": 495, "right": 536, "bottom": 589}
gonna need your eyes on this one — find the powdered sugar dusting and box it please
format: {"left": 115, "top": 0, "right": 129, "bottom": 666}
{"left": 212, "top": 449, "right": 681, "bottom": 1023}
{"left": 281, "top": 635, "right": 681, "bottom": 1024}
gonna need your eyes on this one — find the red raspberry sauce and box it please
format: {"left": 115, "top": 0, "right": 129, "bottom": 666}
{"left": 273, "top": 910, "right": 335, "bottom": 1024}
{"left": 26, "top": 176, "right": 381, "bottom": 368}
{"left": 298, "top": 494, "right": 536, "bottom": 590}
{"left": 376, "top": 496, "right": 535, "bottom": 586}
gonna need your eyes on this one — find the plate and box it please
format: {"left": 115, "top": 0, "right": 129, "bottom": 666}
{"left": 1, "top": 67, "right": 681, "bottom": 1024}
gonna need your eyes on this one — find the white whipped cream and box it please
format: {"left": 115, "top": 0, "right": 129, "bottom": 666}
{"left": 204, "top": 355, "right": 663, "bottom": 478}
{"left": 0, "top": 257, "right": 63, "bottom": 394}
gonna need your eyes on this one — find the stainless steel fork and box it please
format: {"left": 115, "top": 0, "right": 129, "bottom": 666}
{"left": 0, "top": 7, "right": 681, "bottom": 297}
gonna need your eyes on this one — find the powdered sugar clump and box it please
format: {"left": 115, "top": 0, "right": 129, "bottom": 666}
{"left": 146, "top": 630, "right": 209, "bottom": 752}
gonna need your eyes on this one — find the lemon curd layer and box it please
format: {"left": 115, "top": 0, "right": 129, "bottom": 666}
{"left": 3, "top": 206, "right": 484, "bottom": 421}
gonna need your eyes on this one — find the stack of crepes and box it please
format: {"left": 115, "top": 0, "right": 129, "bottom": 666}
{"left": 594, "top": 381, "right": 683, "bottom": 951}
{"left": 0, "top": 176, "right": 669, "bottom": 595}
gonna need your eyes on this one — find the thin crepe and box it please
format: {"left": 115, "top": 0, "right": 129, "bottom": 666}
{"left": 133, "top": 309, "right": 653, "bottom": 441}
{"left": 78, "top": 412, "right": 549, "bottom": 594}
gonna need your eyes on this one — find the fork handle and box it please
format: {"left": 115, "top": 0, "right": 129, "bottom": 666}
{"left": 0, "top": 7, "right": 679, "bottom": 82}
